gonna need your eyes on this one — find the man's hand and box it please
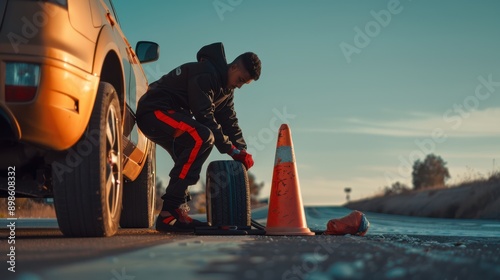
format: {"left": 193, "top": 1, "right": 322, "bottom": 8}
{"left": 229, "top": 146, "right": 254, "bottom": 169}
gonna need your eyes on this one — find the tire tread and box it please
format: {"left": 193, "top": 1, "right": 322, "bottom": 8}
{"left": 206, "top": 160, "right": 250, "bottom": 227}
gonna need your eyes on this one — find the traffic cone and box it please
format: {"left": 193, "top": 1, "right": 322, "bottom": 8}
{"left": 266, "top": 124, "right": 314, "bottom": 235}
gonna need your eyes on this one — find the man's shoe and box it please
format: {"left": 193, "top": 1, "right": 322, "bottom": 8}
{"left": 155, "top": 204, "right": 206, "bottom": 233}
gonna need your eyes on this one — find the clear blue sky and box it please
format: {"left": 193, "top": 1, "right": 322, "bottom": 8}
{"left": 113, "top": 0, "right": 500, "bottom": 205}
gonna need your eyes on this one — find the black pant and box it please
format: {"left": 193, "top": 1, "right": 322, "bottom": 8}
{"left": 137, "top": 109, "right": 214, "bottom": 208}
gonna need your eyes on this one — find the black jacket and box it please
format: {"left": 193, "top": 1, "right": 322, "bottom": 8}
{"left": 137, "top": 42, "right": 246, "bottom": 154}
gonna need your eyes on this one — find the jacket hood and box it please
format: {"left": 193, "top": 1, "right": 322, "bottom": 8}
{"left": 196, "top": 42, "right": 228, "bottom": 87}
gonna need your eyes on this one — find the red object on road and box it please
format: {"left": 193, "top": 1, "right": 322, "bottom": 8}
{"left": 324, "top": 210, "right": 370, "bottom": 236}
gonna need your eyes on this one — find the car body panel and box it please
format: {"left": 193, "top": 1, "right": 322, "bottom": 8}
{"left": 1, "top": 55, "right": 99, "bottom": 149}
{"left": 0, "top": 0, "right": 158, "bottom": 193}
{"left": 1, "top": 1, "right": 98, "bottom": 149}
{"left": 68, "top": 0, "right": 100, "bottom": 43}
{"left": 0, "top": 1, "right": 7, "bottom": 31}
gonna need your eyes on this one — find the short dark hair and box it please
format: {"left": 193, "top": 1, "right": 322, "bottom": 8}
{"left": 235, "top": 52, "right": 261, "bottom": 81}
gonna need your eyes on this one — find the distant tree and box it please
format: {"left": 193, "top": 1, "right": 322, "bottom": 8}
{"left": 188, "top": 191, "right": 207, "bottom": 214}
{"left": 412, "top": 154, "right": 450, "bottom": 190}
{"left": 488, "top": 171, "right": 500, "bottom": 183}
{"left": 384, "top": 181, "right": 411, "bottom": 196}
{"left": 248, "top": 172, "right": 265, "bottom": 205}
{"left": 155, "top": 176, "right": 165, "bottom": 211}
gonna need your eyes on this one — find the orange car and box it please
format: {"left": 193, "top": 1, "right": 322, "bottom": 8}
{"left": 0, "top": 0, "right": 159, "bottom": 237}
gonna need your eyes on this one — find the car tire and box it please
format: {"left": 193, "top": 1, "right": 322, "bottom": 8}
{"left": 206, "top": 160, "right": 251, "bottom": 227}
{"left": 120, "top": 143, "right": 156, "bottom": 228}
{"left": 52, "top": 82, "right": 123, "bottom": 237}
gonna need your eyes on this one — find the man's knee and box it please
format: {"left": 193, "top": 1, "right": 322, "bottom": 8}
{"left": 200, "top": 127, "right": 215, "bottom": 146}
{"left": 198, "top": 126, "right": 214, "bottom": 147}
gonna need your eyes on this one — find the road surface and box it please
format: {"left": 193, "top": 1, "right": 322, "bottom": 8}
{"left": 1, "top": 207, "right": 500, "bottom": 280}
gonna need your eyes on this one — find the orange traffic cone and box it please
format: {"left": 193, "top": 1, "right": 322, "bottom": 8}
{"left": 266, "top": 124, "right": 314, "bottom": 236}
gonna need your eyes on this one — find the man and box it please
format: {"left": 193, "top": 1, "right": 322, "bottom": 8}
{"left": 136, "top": 42, "right": 261, "bottom": 232}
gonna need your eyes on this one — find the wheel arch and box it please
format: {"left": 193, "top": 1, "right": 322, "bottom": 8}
{"left": 92, "top": 26, "right": 126, "bottom": 114}
{"left": 100, "top": 52, "right": 125, "bottom": 113}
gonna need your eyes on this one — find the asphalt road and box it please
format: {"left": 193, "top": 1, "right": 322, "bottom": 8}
{"left": 1, "top": 218, "right": 500, "bottom": 280}
{"left": 0, "top": 219, "right": 191, "bottom": 279}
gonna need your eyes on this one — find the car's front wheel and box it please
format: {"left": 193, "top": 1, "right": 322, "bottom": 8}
{"left": 52, "top": 82, "right": 123, "bottom": 237}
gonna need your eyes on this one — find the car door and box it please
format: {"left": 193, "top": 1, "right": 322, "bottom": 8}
{"left": 102, "top": 0, "right": 148, "bottom": 179}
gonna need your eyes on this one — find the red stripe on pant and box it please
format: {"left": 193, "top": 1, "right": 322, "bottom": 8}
{"left": 154, "top": 110, "right": 203, "bottom": 179}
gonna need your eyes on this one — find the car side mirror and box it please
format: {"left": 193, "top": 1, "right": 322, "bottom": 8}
{"left": 136, "top": 41, "right": 159, "bottom": 63}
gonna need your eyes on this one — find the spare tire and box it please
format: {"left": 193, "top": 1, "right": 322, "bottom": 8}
{"left": 206, "top": 160, "right": 250, "bottom": 228}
